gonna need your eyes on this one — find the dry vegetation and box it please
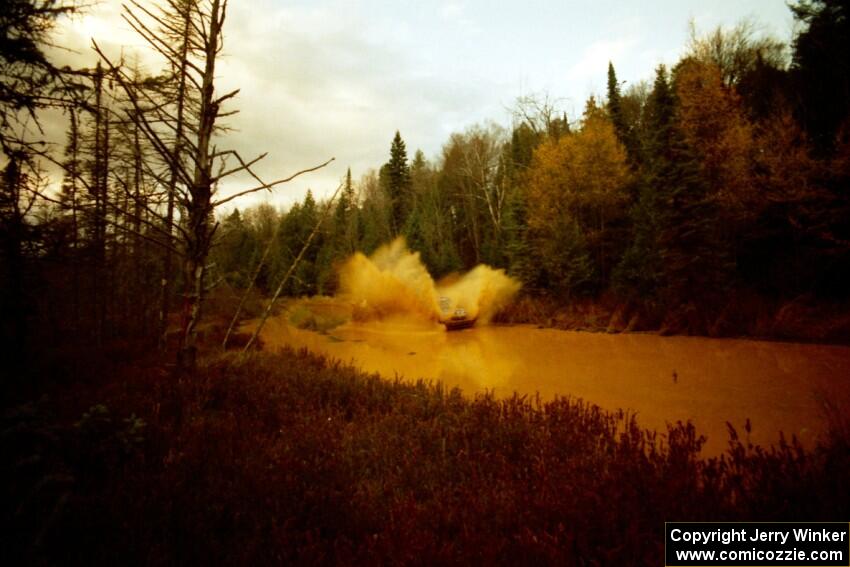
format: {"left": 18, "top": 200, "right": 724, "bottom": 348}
{"left": 3, "top": 342, "right": 847, "bottom": 565}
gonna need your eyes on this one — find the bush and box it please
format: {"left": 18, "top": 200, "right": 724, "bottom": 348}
{"left": 2, "top": 349, "right": 847, "bottom": 565}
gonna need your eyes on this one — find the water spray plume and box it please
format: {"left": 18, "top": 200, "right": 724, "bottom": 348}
{"left": 438, "top": 264, "right": 521, "bottom": 324}
{"left": 337, "top": 237, "right": 520, "bottom": 326}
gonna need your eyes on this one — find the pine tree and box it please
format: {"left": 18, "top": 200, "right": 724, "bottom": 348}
{"left": 385, "top": 131, "right": 411, "bottom": 235}
{"left": 358, "top": 169, "right": 391, "bottom": 254}
{"left": 298, "top": 190, "right": 321, "bottom": 295}
{"left": 402, "top": 150, "right": 427, "bottom": 252}
{"left": 607, "top": 61, "right": 639, "bottom": 165}
{"left": 316, "top": 168, "right": 359, "bottom": 294}
{"left": 645, "top": 66, "right": 676, "bottom": 165}
{"left": 607, "top": 62, "right": 626, "bottom": 139}
{"left": 0, "top": 0, "right": 77, "bottom": 152}
{"left": 616, "top": 65, "right": 731, "bottom": 312}
{"left": 331, "top": 167, "right": 358, "bottom": 255}
{"left": 790, "top": 0, "right": 850, "bottom": 155}
{"left": 502, "top": 123, "right": 541, "bottom": 281}
{"left": 614, "top": 65, "right": 673, "bottom": 298}
{"left": 342, "top": 167, "right": 355, "bottom": 214}
{"left": 215, "top": 209, "right": 257, "bottom": 288}
{"left": 60, "top": 109, "right": 83, "bottom": 220}
{"left": 60, "top": 107, "right": 83, "bottom": 330}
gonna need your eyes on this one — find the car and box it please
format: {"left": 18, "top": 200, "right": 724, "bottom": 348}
{"left": 439, "top": 296, "right": 477, "bottom": 331}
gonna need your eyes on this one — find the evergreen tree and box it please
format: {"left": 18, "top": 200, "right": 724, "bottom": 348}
{"left": 0, "top": 0, "right": 77, "bottom": 152}
{"left": 298, "top": 190, "right": 321, "bottom": 295}
{"left": 330, "top": 169, "right": 351, "bottom": 247}
{"left": 272, "top": 202, "right": 300, "bottom": 293}
{"left": 547, "top": 112, "right": 571, "bottom": 140}
{"left": 614, "top": 66, "right": 674, "bottom": 298}
{"left": 607, "top": 62, "right": 626, "bottom": 141}
{"left": 271, "top": 191, "right": 324, "bottom": 296}
{"left": 543, "top": 218, "right": 594, "bottom": 298}
{"left": 316, "top": 168, "right": 359, "bottom": 294}
{"left": 790, "top": 0, "right": 850, "bottom": 155}
{"left": 333, "top": 167, "right": 359, "bottom": 255}
{"left": 402, "top": 150, "right": 462, "bottom": 276}
{"left": 59, "top": 108, "right": 84, "bottom": 260}
{"left": 385, "top": 131, "right": 411, "bottom": 235}
{"left": 358, "top": 169, "right": 391, "bottom": 254}
{"left": 402, "top": 150, "right": 428, "bottom": 252}
{"left": 342, "top": 167, "right": 355, "bottom": 214}
{"left": 616, "top": 65, "right": 731, "bottom": 312}
{"left": 502, "top": 123, "right": 541, "bottom": 281}
{"left": 403, "top": 149, "right": 427, "bottom": 236}
{"left": 607, "top": 61, "right": 639, "bottom": 165}
{"left": 215, "top": 208, "right": 257, "bottom": 288}
{"left": 502, "top": 178, "right": 532, "bottom": 283}
{"left": 510, "top": 122, "right": 540, "bottom": 170}
{"left": 645, "top": 66, "right": 676, "bottom": 165}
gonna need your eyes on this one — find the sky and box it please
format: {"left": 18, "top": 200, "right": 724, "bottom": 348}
{"left": 45, "top": 0, "right": 795, "bottom": 210}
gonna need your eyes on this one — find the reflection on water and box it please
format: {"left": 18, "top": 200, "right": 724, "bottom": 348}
{"left": 253, "top": 317, "right": 850, "bottom": 456}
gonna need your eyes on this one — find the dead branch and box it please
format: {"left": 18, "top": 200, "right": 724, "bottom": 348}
{"left": 24, "top": 184, "right": 185, "bottom": 257}
{"left": 93, "top": 40, "right": 198, "bottom": 190}
{"left": 243, "top": 181, "right": 343, "bottom": 352}
{"left": 212, "top": 157, "right": 335, "bottom": 207}
{"left": 212, "top": 150, "right": 267, "bottom": 181}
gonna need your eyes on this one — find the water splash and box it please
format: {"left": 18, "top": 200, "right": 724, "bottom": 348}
{"left": 337, "top": 237, "right": 520, "bottom": 326}
{"left": 437, "top": 264, "right": 520, "bottom": 324}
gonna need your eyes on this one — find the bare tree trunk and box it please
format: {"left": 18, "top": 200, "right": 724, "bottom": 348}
{"left": 101, "top": 104, "right": 112, "bottom": 340}
{"left": 91, "top": 64, "right": 106, "bottom": 345}
{"left": 92, "top": 0, "right": 333, "bottom": 365}
{"left": 132, "top": 119, "right": 144, "bottom": 333}
{"left": 158, "top": 1, "right": 192, "bottom": 351}
{"left": 68, "top": 109, "right": 81, "bottom": 332}
{"left": 177, "top": 0, "right": 222, "bottom": 368}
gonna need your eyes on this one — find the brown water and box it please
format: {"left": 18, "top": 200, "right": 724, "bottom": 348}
{"left": 254, "top": 317, "right": 850, "bottom": 456}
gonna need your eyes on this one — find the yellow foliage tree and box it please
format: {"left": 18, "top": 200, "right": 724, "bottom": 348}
{"left": 526, "top": 99, "right": 631, "bottom": 290}
{"left": 674, "top": 58, "right": 754, "bottom": 213}
{"left": 752, "top": 109, "right": 821, "bottom": 206}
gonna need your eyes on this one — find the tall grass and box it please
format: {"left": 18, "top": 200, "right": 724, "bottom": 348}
{"left": 2, "top": 348, "right": 847, "bottom": 565}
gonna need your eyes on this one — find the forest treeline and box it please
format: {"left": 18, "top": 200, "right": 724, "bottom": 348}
{"left": 3, "top": 3, "right": 850, "bottom": 563}
{"left": 213, "top": 4, "right": 850, "bottom": 336}
{"left": 2, "top": 0, "right": 850, "bottom": 382}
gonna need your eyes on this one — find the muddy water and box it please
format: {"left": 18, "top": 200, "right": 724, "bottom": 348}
{"left": 255, "top": 317, "right": 850, "bottom": 456}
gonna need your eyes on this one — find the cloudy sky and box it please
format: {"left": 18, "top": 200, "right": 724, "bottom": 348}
{"left": 47, "top": 0, "right": 793, "bottom": 210}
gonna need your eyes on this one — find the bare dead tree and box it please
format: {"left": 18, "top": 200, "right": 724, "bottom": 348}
{"left": 90, "top": 62, "right": 108, "bottom": 344}
{"left": 61, "top": 107, "right": 82, "bottom": 331}
{"left": 509, "top": 92, "right": 568, "bottom": 137}
{"left": 124, "top": 0, "right": 199, "bottom": 350}
{"left": 92, "top": 0, "right": 332, "bottom": 366}
{"left": 455, "top": 123, "right": 507, "bottom": 239}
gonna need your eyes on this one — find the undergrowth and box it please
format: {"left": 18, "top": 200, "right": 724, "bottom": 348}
{"left": 2, "top": 348, "right": 847, "bottom": 565}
